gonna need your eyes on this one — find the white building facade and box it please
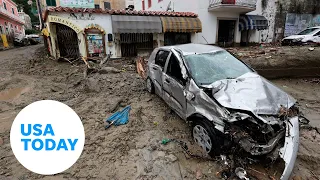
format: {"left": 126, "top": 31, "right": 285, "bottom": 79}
{"left": 134, "top": 0, "right": 271, "bottom": 46}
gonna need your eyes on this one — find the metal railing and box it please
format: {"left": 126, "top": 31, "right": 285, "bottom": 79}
{"left": 0, "top": 7, "right": 24, "bottom": 24}
{"left": 209, "top": 0, "right": 257, "bottom": 9}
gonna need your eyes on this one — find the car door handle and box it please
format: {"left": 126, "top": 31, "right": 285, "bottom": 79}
{"left": 152, "top": 67, "right": 158, "bottom": 70}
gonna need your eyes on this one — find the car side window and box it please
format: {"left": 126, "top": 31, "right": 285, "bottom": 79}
{"left": 155, "top": 50, "right": 169, "bottom": 68}
{"left": 314, "top": 31, "right": 320, "bottom": 36}
{"left": 166, "top": 54, "right": 185, "bottom": 85}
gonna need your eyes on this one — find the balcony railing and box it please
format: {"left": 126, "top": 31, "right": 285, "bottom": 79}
{"left": 0, "top": 6, "right": 24, "bottom": 24}
{"left": 209, "top": 0, "right": 257, "bottom": 9}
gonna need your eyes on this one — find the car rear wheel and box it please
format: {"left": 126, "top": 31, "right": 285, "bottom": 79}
{"left": 192, "top": 119, "right": 223, "bottom": 157}
{"left": 146, "top": 78, "right": 155, "bottom": 94}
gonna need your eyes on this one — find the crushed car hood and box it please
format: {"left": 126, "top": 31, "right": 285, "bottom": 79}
{"left": 205, "top": 72, "right": 296, "bottom": 115}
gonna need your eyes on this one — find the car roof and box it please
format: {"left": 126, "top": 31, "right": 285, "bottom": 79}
{"left": 159, "top": 43, "right": 224, "bottom": 55}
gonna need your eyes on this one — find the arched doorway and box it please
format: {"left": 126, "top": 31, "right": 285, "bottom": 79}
{"left": 56, "top": 23, "right": 80, "bottom": 58}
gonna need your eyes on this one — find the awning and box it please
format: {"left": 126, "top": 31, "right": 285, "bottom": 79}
{"left": 160, "top": 17, "right": 202, "bottom": 33}
{"left": 239, "top": 15, "right": 268, "bottom": 31}
{"left": 112, "top": 15, "right": 162, "bottom": 33}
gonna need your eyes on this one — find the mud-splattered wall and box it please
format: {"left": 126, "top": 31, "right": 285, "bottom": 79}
{"left": 273, "top": 0, "right": 320, "bottom": 41}
{"left": 284, "top": 14, "right": 320, "bottom": 36}
{"left": 259, "top": 0, "right": 277, "bottom": 43}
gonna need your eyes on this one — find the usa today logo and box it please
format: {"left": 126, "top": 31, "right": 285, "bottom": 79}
{"left": 10, "top": 100, "right": 85, "bottom": 175}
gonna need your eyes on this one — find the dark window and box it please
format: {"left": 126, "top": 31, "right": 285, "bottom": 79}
{"left": 3, "top": 2, "right": 6, "bottom": 10}
{"left": 46, "top": 0, "right": 56, "bottom": 6}
{"left": 314, "top": 31, "right": 320, "bottom": 36}
{"left": 12, "top": 8, "right": 14, "bottom": 14}
{"left": 95, "top": 4, "right": 100, "bottom": 9}
{"left": 155, "top": 50, "right": 169, "bottom": 68}
{"left": 164, "top": 33, "right": 191, "bottom": 46}
{"left": 166, "top": 54, "right": 184, "bottom": 84}
{"left": 0, "top": 26, "right": 3, "bottom": 34}
{"left": 104, "top": 2, "right": 111, "bottom": 9}
{"left": 142, "top": 0, "right": 145, "bottom": 10}
{"left": 148, "top": 0, "right": 151, "bottom": 8}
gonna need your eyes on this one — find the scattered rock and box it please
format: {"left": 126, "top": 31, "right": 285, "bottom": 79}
{"left": 155, "top": 151, "right": 166, "bottom": 158}
{"left": 269, "top": 48, "right": 277, "bottom": 52}
{"left": 292, "top": 175, "right": 302, "bottom": 180}
{"left": 166, "top": 154, "right": 177, "bottom": 162}
{"left": 196, "top": 169, "right": 203, "bottom": 179}
{"left": 308, "top": 47, "right": 315, "bottom": 51}
{"left": 99, "top": 67, "right": 121, "bottom": 74}
{"left": 84, "top": 78, "right": 100, "bottom": 92}
{"left": 121, "top": 127, "right": 129, "bottom": 133}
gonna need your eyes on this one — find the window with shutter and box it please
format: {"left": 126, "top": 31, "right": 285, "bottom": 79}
{"left": 104, "top": 2, "right": 111, "bottom": 9}
{"left": 46, "top": 0, "right": 56, "bottom": 6}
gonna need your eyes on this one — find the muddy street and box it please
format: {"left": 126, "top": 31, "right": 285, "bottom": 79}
{"left": 0, "top": 45, "right": 319, "bottom": 179}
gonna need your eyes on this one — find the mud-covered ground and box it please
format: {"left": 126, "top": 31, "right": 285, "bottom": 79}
{"left": 0, "top": 45, "right": 319, "bottom": 180}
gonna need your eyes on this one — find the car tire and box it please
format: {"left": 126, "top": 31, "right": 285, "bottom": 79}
{"left": 146, "top": 78, "right": 155, "bottom": 94}
{"left": 192, "top": 119, "right": 224, "bottom": 157}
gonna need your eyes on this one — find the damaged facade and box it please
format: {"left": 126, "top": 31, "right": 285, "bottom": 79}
{"left": 134, "top": 0, "right": 320, "bottom": 45}
{"left": 42, "top": 7, "right": 202, "bottom": 59}
{"left": 242, "top": 0, "right": 320, "bottom": 43}
{"left": 134, "top": 0, "right": 269, "bottom": 46}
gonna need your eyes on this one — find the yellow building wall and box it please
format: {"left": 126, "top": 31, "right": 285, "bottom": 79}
{"left": 97, "top": 0, "right": 126, "bottom": 10}
{"left": 41, "top": 0, "right": 126, "bottom": 10}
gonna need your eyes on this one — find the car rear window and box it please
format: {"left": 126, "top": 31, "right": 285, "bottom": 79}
{"left": 298, "top": 28, "right": 319, "bottom": 35}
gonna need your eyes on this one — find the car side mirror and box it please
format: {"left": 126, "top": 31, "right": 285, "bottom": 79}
{"left": 184, "top": 90, "right": 195, "bottom": 101}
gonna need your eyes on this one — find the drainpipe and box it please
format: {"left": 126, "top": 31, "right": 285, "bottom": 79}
{"left": 35, "top": 0, "right": 43, "bottom": 30}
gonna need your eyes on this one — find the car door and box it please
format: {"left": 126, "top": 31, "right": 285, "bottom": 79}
{"left": 150, "top": 50, "right": 170, "bottom": 96}
{"left": 162, "top": 52, "right": 187, "bottom": 119}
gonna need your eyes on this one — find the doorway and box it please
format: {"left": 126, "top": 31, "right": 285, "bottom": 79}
{"left": 56, "top": 23, "right": 80, "bottom": 58}
{"left": 217, "top": 20, "right": 236, "bottom": 47}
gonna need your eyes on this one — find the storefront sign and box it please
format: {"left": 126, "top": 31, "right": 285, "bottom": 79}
{"left": 60, "top": 0, "right": 94, "bottom": 8}
{"left": 85, "top": 24, "right": 105, "bottom": 34}
{"left": 48, "top": 15, "right": 82, "bottom": 34}
{"left": 86, "top": 34, "right": 104, "bottom": 57}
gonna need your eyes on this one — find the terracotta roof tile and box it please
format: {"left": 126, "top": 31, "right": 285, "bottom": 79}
{"left": 44, "top": 6, "right": 198, "bottom": 20}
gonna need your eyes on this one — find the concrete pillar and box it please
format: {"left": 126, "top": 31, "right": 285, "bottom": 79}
{"left": 48, "top": 23, "right": 59, "bottom": 58}
{"left": 78, "top": 33, "right": 86, "bottom": 57}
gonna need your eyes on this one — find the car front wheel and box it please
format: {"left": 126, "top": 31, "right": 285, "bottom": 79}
{"left": 192, "top": 119, "right": 224, "bottom": 157}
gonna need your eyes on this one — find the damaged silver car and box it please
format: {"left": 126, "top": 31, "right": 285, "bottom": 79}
{"left": 146, "top": 44, "right": 300, "bottom": 179}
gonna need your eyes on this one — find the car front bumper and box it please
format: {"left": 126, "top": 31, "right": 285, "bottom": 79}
{"left": 280, "top": 116, "right": 299, "bottom": 180}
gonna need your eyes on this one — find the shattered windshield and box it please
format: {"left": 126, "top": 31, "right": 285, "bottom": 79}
{"left": 184, "top": 51, "right": 253, "bottom": 85}
{"left": 297, "top": 28, "right": 319, "bottom": 35}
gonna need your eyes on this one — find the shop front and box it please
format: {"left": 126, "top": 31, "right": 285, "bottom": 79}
{"left": 43, "top": 7, "right": 202, "bottom": 59}
{"left": 43, "top": 7, "right": 115, "bottom": 59}
{"left": 112, "top": 15, "right": 162, "bottom": 57}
